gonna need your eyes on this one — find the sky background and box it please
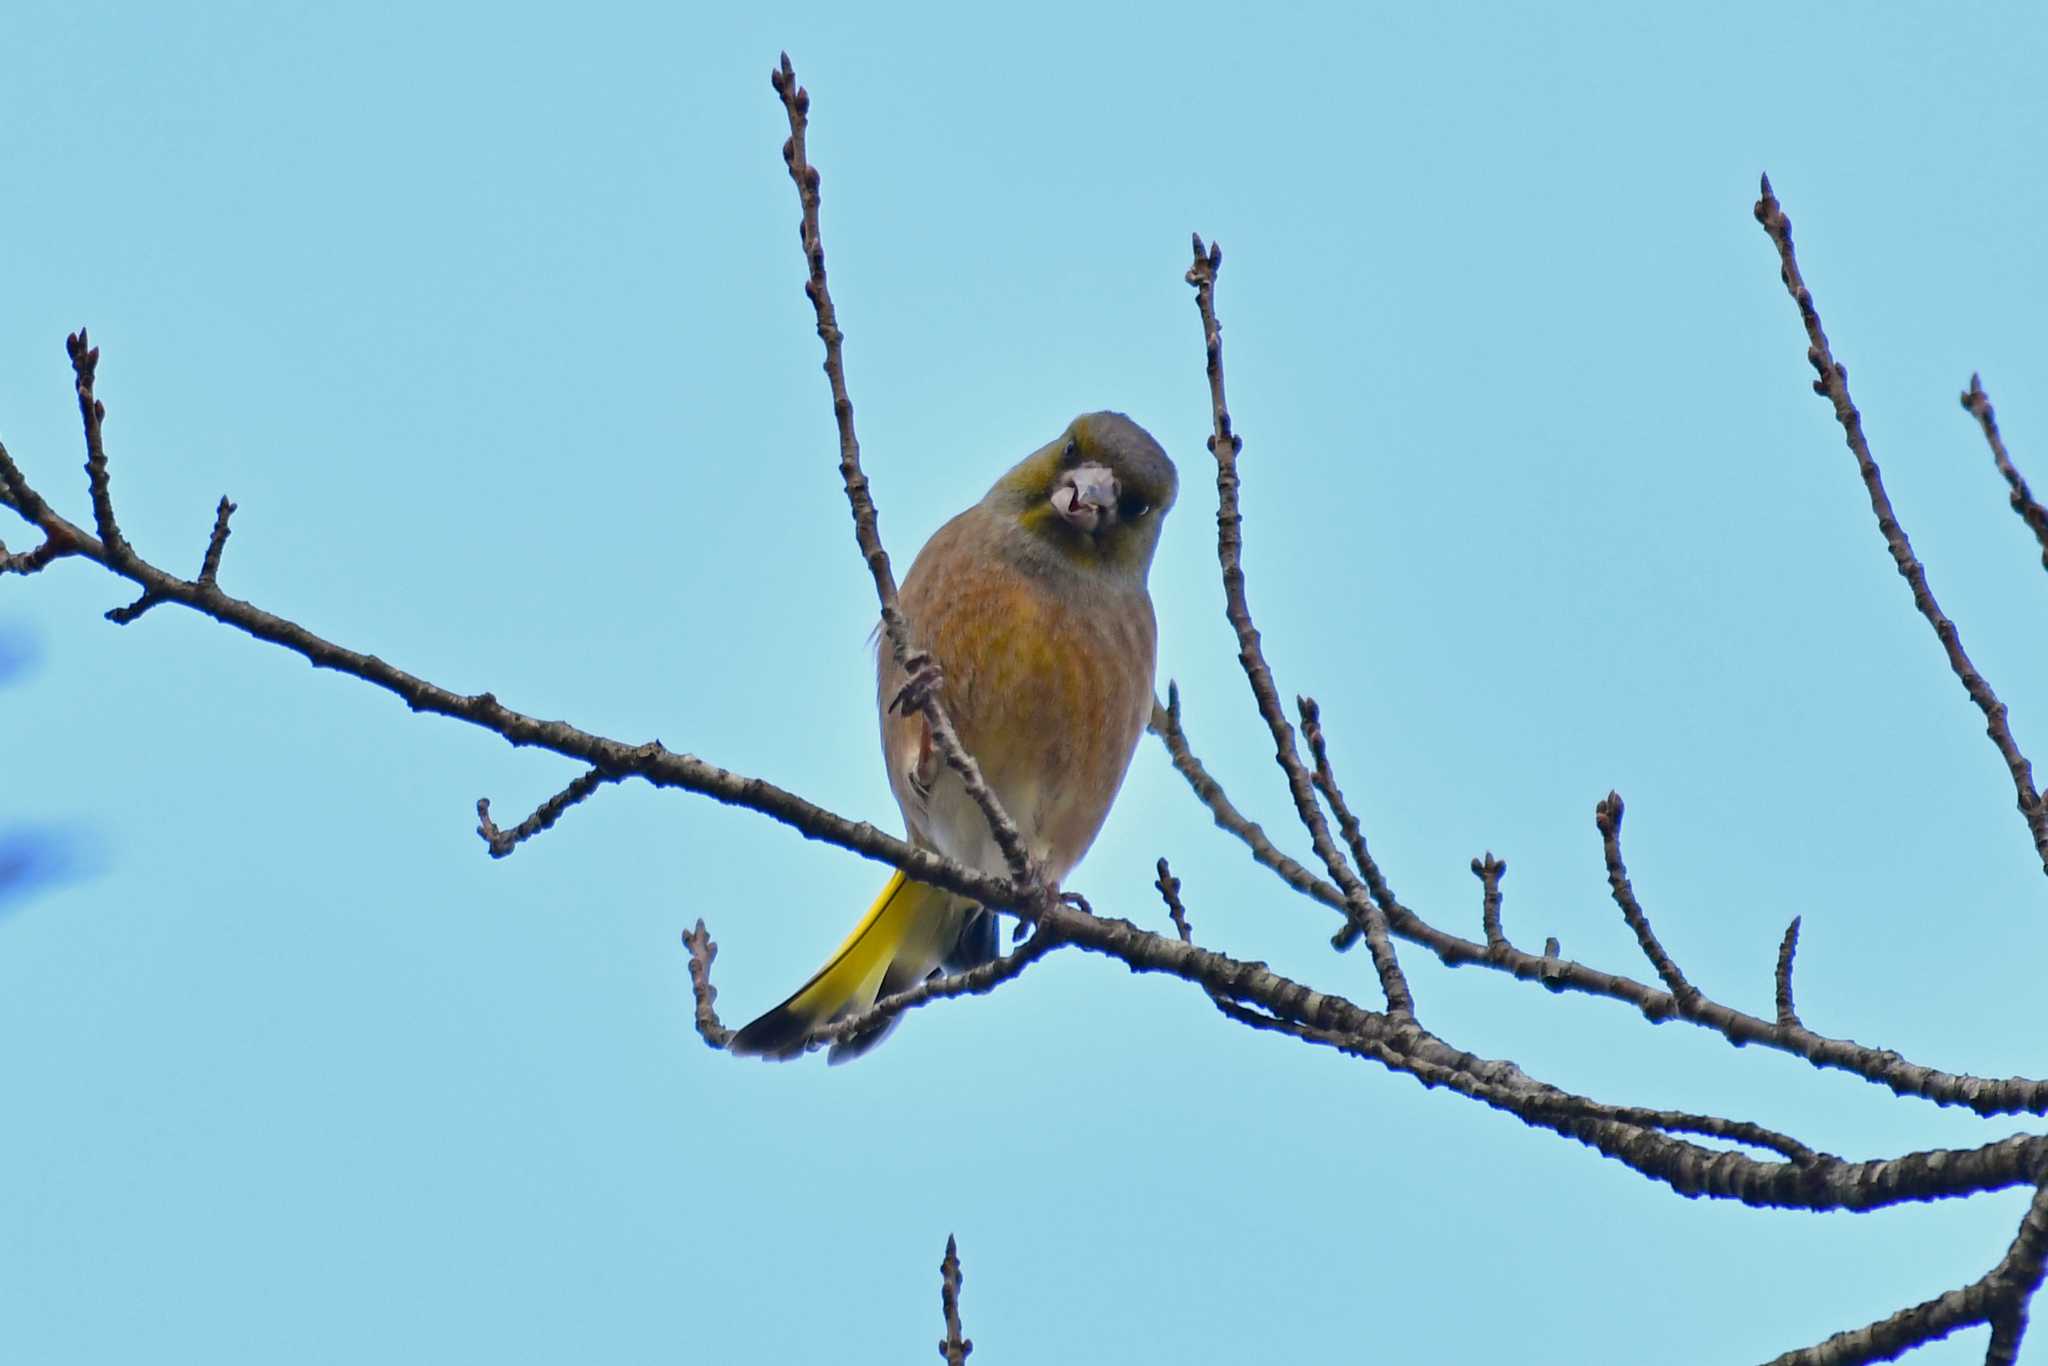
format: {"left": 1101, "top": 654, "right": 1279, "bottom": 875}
{"left": 6, "top": 3, "right": 2048, "bottom": 1362}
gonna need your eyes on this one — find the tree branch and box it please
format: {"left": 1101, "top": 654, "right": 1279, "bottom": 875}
{"left": 477, "top": 766, "right": 615, "bottom": 858}
{"left": 1596, "top": 792, "right": 1703, "bottom": 1015}
{"left": 1472, "top": 852, "right": 1508, "bottom": 954}
{"left": 1184, "top": 234, "right": 1414, "bottom": 1019}
{"left": 1765, "top": 1174, "right": 2048, "bottom": 1365}
{"left": 66, "top": 330, "right": 133, "bottom": 567}
{"left": 1776, "top": 916, "right": 1804, "bottom": 1030}
{"left": 1961, "top": 373, "right": 2048, "bottom": 575}
{"left": 1154, "top": 695, "right": 2048, "bottom": 1115}
{"left": 769, "top": 54, "right": 1033, "bottom": 892}
{"left": 1754, "top": 176, "right": 2048, "bottom": 879}
{"left": 939, "top": 1234, "right": 973, "bottom": 1365}
{"left": 1297, "top": 694, "right": 1404, "bottom": 935}
{"left": 197, "top": 495, "right": 236, "bottom": 586}
{"left": 0, "top": 417, "right": 1025, "bottom": 913}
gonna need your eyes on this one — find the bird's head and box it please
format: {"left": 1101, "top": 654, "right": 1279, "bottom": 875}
{"left": 985, "top": 412, "right": 1178, "bottom": 581}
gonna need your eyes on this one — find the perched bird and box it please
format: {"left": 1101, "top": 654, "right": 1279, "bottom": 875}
{"left": 731, "top": 412, "right": 1178, "bottom": 1061}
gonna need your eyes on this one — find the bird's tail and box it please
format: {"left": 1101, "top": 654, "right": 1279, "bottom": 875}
{"left": 729, "top": 870, "right": 968, "bottom": 1063}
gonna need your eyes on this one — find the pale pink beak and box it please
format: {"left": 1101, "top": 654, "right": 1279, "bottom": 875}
{"left": 1050, "top": 462, "right": 1120, "bottom": 533}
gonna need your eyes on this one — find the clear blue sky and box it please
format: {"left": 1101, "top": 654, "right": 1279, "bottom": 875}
{"left": 6, "top": 4, "right": 2047, "bottom": 1362}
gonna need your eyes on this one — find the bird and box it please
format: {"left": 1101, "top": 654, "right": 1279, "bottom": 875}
{"left": 730, "top": 411, "right": 1178, "bottom": 1061}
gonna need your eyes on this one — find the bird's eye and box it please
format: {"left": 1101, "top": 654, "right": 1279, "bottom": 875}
{"left": 1062, "top": 438, "right": 1081, "bottom": 465}
{"left": 1118, "top": 493, "right": 1152, "bottom": 521}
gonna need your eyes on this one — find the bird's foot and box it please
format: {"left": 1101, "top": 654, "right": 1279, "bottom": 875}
{"left": 1011, "top": 879, "right": 1085, "bottom": 944}
{"left": 889, "top": 652, "right": 944, "bottom": 715}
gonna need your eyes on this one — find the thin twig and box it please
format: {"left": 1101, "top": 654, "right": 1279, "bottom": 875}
{"left": 1156, "top": 704, "right": 2048, "bottom": 1113}
{"left": 689, "top": 911, "right": 1063, "bottom": 1059}
{"left": 680, "top": 920, "right": 731, "bottom": 1049}
{"left": 104, "top": 590, "right": 162, "bottom": 625}
{"left": 1156, "top": 857, "right": 1193, "bottom": 943}
{"left": 797, "top": 926, "right": 1063, "bottom": 1055}
{"left": 1962, "top": 373, "right": 2048, "bottom": 574}
{"left": 198, "top": 496, "right": 236, "bottom": 586}
{"left": 66, "top": 330, "right": 132, "bottom": 566}
{"left": 0, "top": 437, "right": 48, "bottom": 519}
{"left": 1776, "top": 916, "right": 1803, "bottom": 1029}
{"left": 939, "top": 1235, "right": 973, "bottom": 1365}
{"left": 1755, "top": 177, "right": 2048, "bottom": 878}
{"left": 0, "top": 536, "right": 69, "bottom": 576}
{"left": 1184, "top": 234, "right": 1415, "bottom": 1019}
{"left": 477, "top": 766, "right": 615, "bottom": 858}
{"left": 768, "top": 54, "right": 1033, "bottom": 891}
{"left": 1298, "top": 695, "right": 1403, "bottom": 937}
{"left": 1151, "top": 687, "right": 1340, "bottom": 920}
{"left": 1596, "top": 793, "right": 1702, "bottom": 1016}
{"left": 1472, "top": 853, "right": 1508, "bottom": 954}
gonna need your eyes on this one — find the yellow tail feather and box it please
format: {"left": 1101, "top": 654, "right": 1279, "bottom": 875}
{"left": 729, "top": 871, "right": 958, "bottom": 1061}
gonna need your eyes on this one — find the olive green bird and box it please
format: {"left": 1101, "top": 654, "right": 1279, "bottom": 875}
{"left": 730, "top": 412, "right": 1178, "bottom": 1061}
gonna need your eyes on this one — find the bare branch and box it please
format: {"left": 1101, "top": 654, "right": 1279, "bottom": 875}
{"left": 104, "top": 589, "right": 163, "bottom": 625}
{"left": 1264, "top": 1003, "right": 1826, "bottom": 1164}
{"left": 1156, "top": 856, "right": 1193, "bottom": 943}
{"left": 1159, "top": 692, "right": 2048, "bottom": 1111}
{"left": 198, "top": 496, "right": 236, "bottom": 586}
{"left": 1472, "top": 853, "right": 1508, "bottom": 954}
{"left": 0, "top": 534, "right": 70, "bottom": 576}
{"left": 1013, "top": 901, "right": 2048, "bottom": 1212}
{"left": 1766, "top": 1175, "right": 2048, "bottom": 1365}
{"left": 1776, "top": 916, "right": 1804, "bottom": 1029}
{"left": 100, "top": 495, "right": 236, "bottom": 624}
{"left": 1596, "top": 793, "right": 1703, "bottom": 1016}
{"left": 0, "top": 437, "right": 49, "bottom": 520}
{"left": 66, "top": 330, "right": 133, "bottom": 566}
{"left": 477, "top": 766, "right": 615, "bottom": 858}
{"left": 938, "top": 1234, "right": 972, "bottom": 1365}
{"left": 0, "top": 454, "right": 1024, "bottom": 913}
{"left": 1151, "top": 686, "right": 1338, "bottom": 918}
{"left": 0, "top": 361, "right": 1028, "bottom": 915}
{"left": 1986, "top": 1309, "right": 2026, "bottom": 1366}
{"left": 1157, "top": 704, "right": 2048, "bottom": 1111}
{"left": 768, "top": 55, "right": 1033, "bottom": 891}
{"left": 680, "top": 919, "right": 731, "bottom": 1050}
{"left": 1962, "top": 373, "right": 2048, "bottom": 574}
{"left": 795, "top": 926, "right": 1063, "bottom": 1056}
{"left": 1184, "top": 233, "right": 1414, "bottom": 1019}
{"left": 1297, "top": 695, "right": 1403, "bottom": 934}
{"left": 1755, "top": 177, "right": 2048, "bottom": 879}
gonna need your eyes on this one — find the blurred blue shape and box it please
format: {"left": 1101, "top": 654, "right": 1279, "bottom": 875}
{"left": 2, "top": 623, "right": 85, "bottom": 914}
{"left": 0, "top": 622, "right": 37, "bottom": 684}
{"left": 0, "top": 825, "right": 89, "bottom": 916}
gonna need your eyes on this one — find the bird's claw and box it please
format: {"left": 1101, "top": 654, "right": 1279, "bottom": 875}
{"left": 1010, "top": 878, "right": 1082, "bottom": 944}
{"left": 890, "top": 652, "right": 945, "bottom": 715}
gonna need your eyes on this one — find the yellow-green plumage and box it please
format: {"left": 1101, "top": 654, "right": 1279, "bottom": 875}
{"left": 728, "top": 870, "right": 967, "bottom": 1061}
{"left": 730, "top": 411, "right": 1177, "bottom": 1062}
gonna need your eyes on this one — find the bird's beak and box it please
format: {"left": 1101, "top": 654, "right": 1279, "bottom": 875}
{"left": 1050, "top": 462, "right": 1120, "bottom": 534}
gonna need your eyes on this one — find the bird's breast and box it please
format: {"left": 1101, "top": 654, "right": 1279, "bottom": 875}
{"left": 887, "top": 523, "right": 1156, "bottom": 880}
